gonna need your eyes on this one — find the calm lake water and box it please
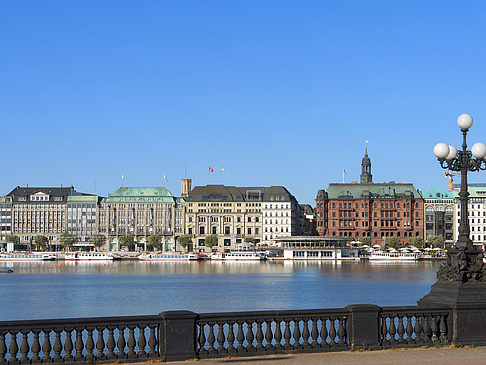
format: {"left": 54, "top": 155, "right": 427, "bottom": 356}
{"left": 0, "top": 260, "right": 441, "bottom": 321}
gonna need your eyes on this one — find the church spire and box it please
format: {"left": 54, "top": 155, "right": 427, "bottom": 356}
{"left": 360, "top": 141, "right": 373, "bottom": 184}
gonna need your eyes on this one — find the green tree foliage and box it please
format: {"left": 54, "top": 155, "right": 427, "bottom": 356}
{"left": 90, "top": 234, "right": 107, "bottom": 251}
{"left": 118, "top": 235, "right": 135, "bottom": 251}
{"left": 60, "top": 233, "right": 77, "bottom": 251}
{"left": 358, "top": 236, "right": 371, "bottom": 246}
{"left": 408, "top": 236, "right": 425, "bottom": 248}
{"left": 385, "top": 236, "right": 402, "bottom": 249}
{"left": 5, "top": 235, "right": 19, "bottom": 244}
{"left": 204, "top": 235, "right": 219, "bottom": 249}
{"left": 177, "top": 234, "right": 193, "bottom": 249}
{"left": 147, "top": 235, "right": 163, "bottom": 250}
{"left": 244, "top": 237, "right": 255, "bottom": 244}
{"left": 34, "top": 235, "right": 49, "bottom": 251}
{"left": 428, "top": 235, "right": 445, "bottom": 248}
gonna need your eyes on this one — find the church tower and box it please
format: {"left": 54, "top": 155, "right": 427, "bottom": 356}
{"left": 360, "top": 142, "right": 373, "bottom": 184}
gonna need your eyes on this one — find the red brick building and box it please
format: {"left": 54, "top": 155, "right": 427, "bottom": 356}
{"left": 315, "top": 150, "right": 424, "bottom": 245}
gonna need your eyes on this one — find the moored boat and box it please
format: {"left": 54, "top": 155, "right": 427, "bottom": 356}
{"left": 0, "top": 252, "right": 57, "bottom": 261}
{"left": 368, "top": 251, "right": 422, "bottom": 261}
{"left": 138, "top": 252, "right": 199, "bottom": 261}
{"left": 65, "top": 252, "right": 114, "bottom": 261}
{"left": 210, "top": 252, "right": 266, "bottom": 261}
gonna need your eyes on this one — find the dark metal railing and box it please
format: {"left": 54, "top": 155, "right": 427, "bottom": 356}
{"left": 0, "top": 305, "right": 459, "bottom": 364}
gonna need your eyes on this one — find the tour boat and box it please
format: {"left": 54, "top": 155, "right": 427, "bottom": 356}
{"left": 210, "top": 252, "right": 267, "bottom": 261}
{"left": 65, "top": 252, "right": 114, "bottom": 261}
{"left": 0, "top": 252, "right": 57, "bottom": 261}
{"left": 368, "top": 251, "right": 422, "bottom": 261}
{"left": 138, "top": 252, "right": 199, "bottom": 261}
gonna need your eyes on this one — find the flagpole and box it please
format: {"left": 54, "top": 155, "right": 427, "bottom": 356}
{"left": 343, "top": 169, "right": 345, "bottom": 184}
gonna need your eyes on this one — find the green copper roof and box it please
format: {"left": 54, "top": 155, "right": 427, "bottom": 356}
{"left": 452, "top": 186, "right": 486, "bottom": 198}
{"left": 102, "top": 187, "right": 177, "bottom": 203}
{"left": 422, "top": 187, "right": 454, "bottom": 200}
{"left": 324, "top": 183, "right": 423, "bottom": 199}
{"left": 67, "top": 195, "right": 100, "bottom": 203}
{"left": 0, "top": 196, "right": 12, "bottom": 203}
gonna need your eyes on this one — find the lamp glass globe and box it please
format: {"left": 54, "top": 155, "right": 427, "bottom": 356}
{"left": 446, "top": 145, "right": 458, "bottom": 161}
{"left": 433, "top": 143, "right": 450, "bottom": 159}
{"left": 472, "top": 142, "right": 486, "bottom": 159}
{"left": 457, "top": 113, "right": 473, "bottom": 130}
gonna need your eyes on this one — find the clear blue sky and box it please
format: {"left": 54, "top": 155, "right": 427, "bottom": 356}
{"left": 2, "top": 1, "right": 486, "bottom": 205}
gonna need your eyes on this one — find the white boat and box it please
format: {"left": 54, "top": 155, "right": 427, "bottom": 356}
{"left": 138, "top": 252, "right": 199, "bottom": 261}
{"left": 65, "top": 252, "right": 114, "bottom": 261}
{"left": 368, "top": 251, "right": 422, "bottom": 261}
{"left": 210, "top": 252, "right": 266, "bottom": 261}
{"left": 0, "top": 252, "right": 57, "bottom": 261}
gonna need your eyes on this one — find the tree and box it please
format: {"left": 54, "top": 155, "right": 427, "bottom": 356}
{"left": 118, "top": 235, "right": 135, "bottom": 251}
{"left": 385, "top": 236, "right": 401, "bottom": 250}
{"left": 147, "top": 235, "right": 162, "bottom": 251}
{"left": 90, "top": 234, "right": 107, "bottom": 251}
{"left": 358, "top": 236, "right": 371, "bottom": 246}
{"left": 34, "top": 235, "right": 48, "bottom": 251}
{"left": 408, "top": 236, "right": 425, "bottom": 248}
{"left": 60, "top": 233, "right": 77, "bottom": 252}
{"left": 244, "top": 237, "right": 255, "bottom": 244}
{"left": 177, "top": 234, "right": 193, "bottom": 252}
{"left": 428, "top": 235, "right": 445, "bottom": 248}
{"left": 204, "top": 235, "right": 219, "bottom": 250}
{"left": 5, "top": 235, "right": 19, "bottom": 244}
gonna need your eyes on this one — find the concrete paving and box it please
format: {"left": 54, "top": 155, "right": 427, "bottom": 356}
{"left": 161, "top": 346, "right": 486, "bottom": 365}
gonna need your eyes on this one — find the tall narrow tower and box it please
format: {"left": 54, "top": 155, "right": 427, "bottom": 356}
{"left": 181, "top": 179, "right": 192, "bottom": 197}
{"left": 360, "top": 142, "right": 373, "bottom": 184}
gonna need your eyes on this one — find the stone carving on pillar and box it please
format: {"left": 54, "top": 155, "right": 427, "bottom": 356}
{"left": 437, "top": 247, "right": 486, "bottom": 283}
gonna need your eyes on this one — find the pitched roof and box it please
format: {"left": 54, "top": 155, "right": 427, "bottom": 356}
{"left": 7, "top": 186, "right": 77, "bottom": 203}
{"left": 186, "top": 185, "right": 297, "bottom": 203}
{"left": 102, "top": 187, "right": 177, "bottom": 203}
{"left": 322, "top": 183, "right": 422, "bottom": 200}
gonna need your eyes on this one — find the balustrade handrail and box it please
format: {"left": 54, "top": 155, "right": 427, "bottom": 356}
{"left": 197, "top": 307, "right": 349, "bottom": 321}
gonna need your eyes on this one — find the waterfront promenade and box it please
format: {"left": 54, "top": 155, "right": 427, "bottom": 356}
{"left": 162, "top": 346, "right": 486, "bottom": 365}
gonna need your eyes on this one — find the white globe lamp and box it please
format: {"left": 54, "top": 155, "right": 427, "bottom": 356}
{"left": 446, "top": 145, "right": 458, "bottom": 161}
{"left": 434, "top": 143, "right": 450, "bottom": 159}
{"left": 457, "top": 113, "right": 473, "bottom": 130}
{"left": 472, "top": 142, "right": 486, "bottom": 159}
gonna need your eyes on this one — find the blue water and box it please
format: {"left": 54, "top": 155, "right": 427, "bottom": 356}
{"left": 0, "top": 261, "right": 440, "bottom": 321}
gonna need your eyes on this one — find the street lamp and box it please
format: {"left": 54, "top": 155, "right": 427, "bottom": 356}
{"left": 433, "top": 113, "right": 486, "bottom": 251}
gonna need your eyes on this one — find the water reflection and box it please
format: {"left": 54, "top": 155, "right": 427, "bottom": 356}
{"left": 0, "top": 261, "right": 440, "bottom": 321}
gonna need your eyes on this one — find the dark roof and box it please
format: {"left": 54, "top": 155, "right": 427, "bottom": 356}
{"left": 7, "top": 186, "right": 79, "bottom": 203}
{"left": 186, "top": 185, "right": 297, "bottom": 203}
{"left": 316, "top": 183, "right": 423, "bottom": 200}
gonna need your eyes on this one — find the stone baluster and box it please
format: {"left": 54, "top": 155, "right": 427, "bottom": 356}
{"left": 264, "top": 320, "right": 273, "bottom": 352}
{"left": 422, "top": 315, "right": 432, "bottom": 343}
{"left": 197, "top": 323, "right": 207, "bottom": 355}
{"left": 85, "top": 328, "right": 95, "bottom": 362}
{"left": 41, "top": 329, "right": 52, "bottom": 362}
{"left": 147, "top": 325, "right": 157, "bottom": 357}
{"left": 381, "top": 316, "right": 388, "bottom": 344}
{"left": 216, "top": 323, "right": 226, "bottom": 354}
{"left": 406, "top": 316, "right": 414, "bottom": 344}
{"left": 207, "top": 323, "right": 216, "bottom": 354}
{"left": 292, "top": 319, "right": 302, "bottom": 349}
{"left": 116, "top": 326, "right": 126, "bottom": 359}
{"left": 283, "top": 320, "right": 292, "bottom": 350}
{"left": 236, "top": 322, "right": 245, "bottom": 352}
{"left": 63, "top": 328, "right": 74, "bottom": 363}
{"left": 137, "top": 325, "right": 147, "bottom": 358}
{"left": 274, "top": 320, "right": 283, "bottom": 351}
{"left": 311, "top": 319, "right": 319, "bottom": 348}
{"left": 389, "top": 316, "right": 397, "bottom": 344}
{"left": 0, "top": 331, "right": 7, "bottom": 364}
{"left": 52, "top": 329, "right": 63, "bottom": 362}
{"left": 106, "top": 327, "right": 116, "bottom": 360}
{"left": 226, "top": 322, "right": 235, "bottom": 353}
{"left": 74, "top": 329, "right": 84, "bottom": 362}
{"left": 31, "top": 330, "right": 41, "bottom": 363}
{"left": 255, "top": 321, "right": 264, "bottom": 352}
{"left": 245, "top": 321, "right": 255, "bottom": 352}
{"left": 320, "top": 318, "right": 329, "bottom": 348}
{"left": 397, "top": 315, "right": 405, "bottom": 344}
{"left": 328, "top": 318, "right": 337, "bottom": 346}
{"left": 337, "top": 318, "right": 346, "bottom": 346}
{"left": 302, "top": 319, "right": 311, "bottom": 348}
{"left": 96, "top": 327, "right": 106, "bottom": 360}
{"left": 8, "top": 330, "right": 19, "bottom": 363}
{"left": 126, "top": 326, "right": 136, "bottom": 358}
{"left": 430, "top": 315, "right": 439, "bottom": 343}
{"left": 414, "top": 315, "right": 423, "bottom": 344}
{"left": 19, "top": 330, "right": 30, "bottom": 364}
{"left": 439, "top": 314, "right": 448, "bottom": 343}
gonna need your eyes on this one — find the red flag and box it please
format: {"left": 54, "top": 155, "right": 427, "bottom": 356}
{"left": 209, "top": 166, "right": 214, "bottom": 172}
{"left": 343, "top": 168, "right": 346, "bottom": 174}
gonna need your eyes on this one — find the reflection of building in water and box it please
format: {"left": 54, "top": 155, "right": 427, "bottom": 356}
{"left": 422, "top": 188, "right": 455, "bottom": 242}
{"left": 274, "top": 236, "right": 359, "bottom": 260}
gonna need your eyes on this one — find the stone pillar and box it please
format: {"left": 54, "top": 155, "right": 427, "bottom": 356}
{"left": 345, "top": 304, "right": 381, "bottom": 350}
{"left": 158, "top": 311, "right": 197, "bottom": 361}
